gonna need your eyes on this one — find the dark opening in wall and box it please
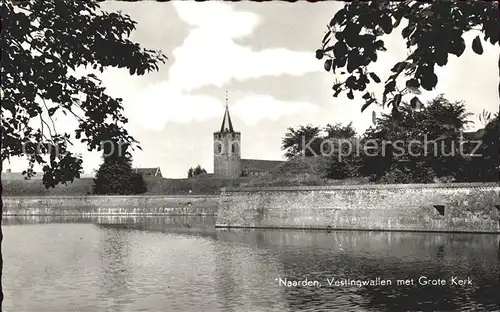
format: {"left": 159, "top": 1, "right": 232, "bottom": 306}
{"left": 434, "top": 205, "right": 445, "bottom": 216}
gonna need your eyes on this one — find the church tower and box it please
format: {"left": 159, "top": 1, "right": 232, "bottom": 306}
{"left": 213, "top": 92, "right": 241, "bottom": 178}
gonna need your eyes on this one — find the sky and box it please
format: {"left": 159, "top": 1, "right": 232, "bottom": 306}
{"left": 5, "top": 1, "right": 499, "bottom": 178}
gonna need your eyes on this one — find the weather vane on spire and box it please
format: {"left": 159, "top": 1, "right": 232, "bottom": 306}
{"left": 225, "top": 90, "right": 229, "bottom": 108}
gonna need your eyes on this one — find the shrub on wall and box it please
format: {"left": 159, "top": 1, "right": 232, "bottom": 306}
{"left": 457, "top": 115, "right": 499, "bottom": 182}
{"left": 316, "top": 138, "right": 363, "bottom": 180}
{"left": 187, "top": 165, "right": 207, "bottom": 178}
{"left": 377, "top": 162, "right": 436, "bottom": 184}
{"left": 92, "top": 141, "right": 147, "bottom": 195}
{"left": 93, "top": 162, "right": 147, "bottom": 195}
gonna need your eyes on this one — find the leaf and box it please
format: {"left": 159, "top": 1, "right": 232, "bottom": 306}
{"left": 332, "top": 83, "right": 342, "bottom": 91}
{"left": 333, "top": 41, "right": 348, "bottom": 59}
{"left": 362, "top": 92, "right": 371, "bottom": 100}
{"left": 379, "top": 15, "right": 393, "bottom": 34}
{"left": 331, "top": 9, "right": 346, "bottom": 26}
{"left": 345, "top": 76, "right": 356, "bottom": 89}
{"left": 374, "top": 40, "right": 385, "bottom": 49}
{"left": 347, "top": 53, "right": 360, "bottom": 73}
{"left": 401, "top": 25, "right": 414, "bottom": 38}
{"left": 48, "top": 107, "right": 58, "bottom": 116}
{"left": 450, "top": 37, "right": 466, "bottom": 57}
{"left": 322, "top": 30, "right": 331, "bottom": 43}
{"left": 324, "top": 59, "right": 332, "bottom": 72}
{"left": 384, "top": 80, "right": 396, "bottom": 94}
{"left": 347, "top": 90, "right": 354, "bottom": 100}
{"left": 391, "top": 105, "right": 400, "bottom": 119}
{"left": 406, "top": 78, "right": 419, "bottom": 88}
{"left": 391, "top": 61, "right": 408, "bottom": 73}
{"left": 435, "top": 51, "right": 448, "bottom": 66}
{"left": 472, "top": 35, "right": 483, "bottom": 55}
{"left": 410, "top": 96, "right": 423, "bottom": 110}
{"left": 361, "top": 98, "right": 375, "bottom": 112}
{"left": 420, "top": 72, "right": 438, "bottom": 91}
{"left": 336, "top": 57, "right": 347, "bottom": 67}
{"left": 361, "top": 101, "right": 370, "bottom": 112}
{"left": 369, "top": 72, "right": 381, "bottom": 83}
{"left": 393, "top": 93, "right": 402, "bottom": 107}
{"left": 315, "top": 49, "right": 324, "bottom": 60}
{"left": 323, "top": 45, "right": 334, "bottom": 53}
{"left": 393, "top": 17, "right": 402, "bottom": 29}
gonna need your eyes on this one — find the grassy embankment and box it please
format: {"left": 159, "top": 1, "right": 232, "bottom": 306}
{"left": 2, "top": 176, "right": 251, "bottom": 196}
{"left": 2, "top": 158, "right": 370, "bottom": 196}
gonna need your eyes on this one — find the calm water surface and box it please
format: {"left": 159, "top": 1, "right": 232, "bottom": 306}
{"left": 3, "top": 216, "right": 500, "bottom": 312}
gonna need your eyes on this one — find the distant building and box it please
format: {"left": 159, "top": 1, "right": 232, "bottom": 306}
{"left": 133, "top": 167, "right": 162, "bottom": 178}
{"left": 213, "top": 97, "right": 285, "bottom": 178}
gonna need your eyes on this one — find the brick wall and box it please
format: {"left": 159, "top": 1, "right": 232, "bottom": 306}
{"left": 216, "top": 183, "right": 500, "bottom": 233}
{"left": 3, "top": 195, "right": 219, "bottom": 216}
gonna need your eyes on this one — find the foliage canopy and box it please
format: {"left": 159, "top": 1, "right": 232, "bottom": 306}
{"left": 2, "top": 0, "right": 167, "bottom": 187}
{"left": 188, "top": 165, "right": 208, "bottom": 178}
{"left": 318, "top": 1, "right": 499, "bottom": 115}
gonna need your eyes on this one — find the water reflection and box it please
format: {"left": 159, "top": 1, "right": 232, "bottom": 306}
{"left": 213, "top": 234, "right": 286, "bottom": 312}
{"left": 2, "top": 216, "right": 500, "bottom": 312}
{"left": 216, "top": 230, "right": 500, "bottom": 311}
{"left": 98, "top": 228, "right": 133, "bottom": 311}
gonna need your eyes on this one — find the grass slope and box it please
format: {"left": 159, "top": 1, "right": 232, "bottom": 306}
{"left": 2, "top": 157, "right": 372, "bottom": 196}
{"left": 2, "top": 175, "right": 253, "bottom": 196}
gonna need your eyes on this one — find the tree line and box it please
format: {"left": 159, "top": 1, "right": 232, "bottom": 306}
{"left": 282, "top": 95, "right": 499, "bottom": 183}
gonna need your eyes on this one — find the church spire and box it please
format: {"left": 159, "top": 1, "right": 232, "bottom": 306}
{"left": 220, "top": 91, "right": 234, "bottom": 132}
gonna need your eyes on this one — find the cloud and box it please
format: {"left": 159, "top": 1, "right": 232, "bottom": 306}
{"left": 173, "top": 1, "right": 258, "bottom": 37}
{"left": 122, "top": 1, "right": 323, "bottom": 131}
{"left": 126, "top": 84, "right": 319, "bottom": 131}
{"left": 126, "top": 83, "right": 223, "bottom": 131}
{"left": 168, "top": 1, "right": 320, "bottom": 92}
{"left": 232, "top": 95, "right": 319, "bottom": 125}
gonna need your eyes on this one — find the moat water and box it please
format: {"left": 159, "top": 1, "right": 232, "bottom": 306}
{"left": 3, "top": 216, "right": 500, "bottom": 312}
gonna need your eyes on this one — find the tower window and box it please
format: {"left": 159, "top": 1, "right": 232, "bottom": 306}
{"left": 216, "top": 143, "right": 222, "bottom": 153}
{"left": 231, "top": 143, "right": 239, "bottom": 154}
